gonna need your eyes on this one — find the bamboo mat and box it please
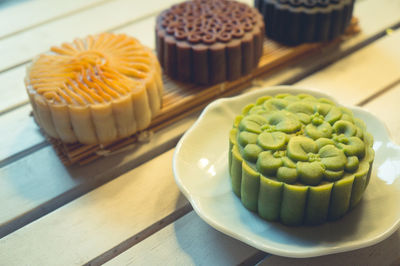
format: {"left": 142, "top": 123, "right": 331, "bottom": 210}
{"left": 47, "top": 18, "right": 360, "bottom": 166}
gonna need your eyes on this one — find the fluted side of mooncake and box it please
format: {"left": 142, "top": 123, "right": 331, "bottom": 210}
{"left": 156, "top": 0, "right": 265, "bottom": 85}
{"left": 254, "top": 0, "right": 355, "bottom": 45}
{"left": 25, "top": 33, "right": 163, "bottom": 144}
{"left": 228, "top": 93, "right": 374, "bottom": 225}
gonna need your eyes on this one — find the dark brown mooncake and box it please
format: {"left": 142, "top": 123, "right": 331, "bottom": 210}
{"left": 254, "top": 0, "right": 355, "bottom": 45}
{"left": 156, "top": 0, "right": 265, "bottom": 85}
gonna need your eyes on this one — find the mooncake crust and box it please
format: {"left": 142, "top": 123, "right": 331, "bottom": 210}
{"left": 156, "top": 0, "right": 265, "bottom": 85}
{"left": 228, "top": 93, "right": 374, "bottom": 225}
{"left": 254, "top": 0, "right": 355, "bottom": 45}
{"left": 26, "top": 33, "right": 163, "bottom": 145}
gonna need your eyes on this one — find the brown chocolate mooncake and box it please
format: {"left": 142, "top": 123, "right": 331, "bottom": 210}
{"left": 254, "top": 0, "right": 355, "bottom": 45}
{"left": 156, "top": 0, "right": 265, "bottom": 85}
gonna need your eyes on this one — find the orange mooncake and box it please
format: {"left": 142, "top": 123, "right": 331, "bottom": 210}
{"left": 25, "top": 33, "right": 163, "bottom": 144}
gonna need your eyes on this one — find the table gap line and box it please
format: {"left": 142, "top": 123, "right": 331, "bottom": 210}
{"left": 0, "top": 100, "right": 29, "bottom": 116}
{"left": 105, "top": 10, "right": 161, "bottom": 33}
{"left": 0, "top": 163, "right": 131, "bottom": 238}
{"left": 0, "top": 141, "right": 48, "bottom": 169}
{"left": 0, "top": 0, "right": 117, "bottom": 41}
{"left": 84, "top": 203, "right": 193, "bottom": 266}
{"left": 0, "top": 60, "right": 30, "bottom": 76}
{"left": 357, "top": 77, "right": 400, "bottom": 107}
{"left": 239, "top": 251, "right": 271, "bottom": 266}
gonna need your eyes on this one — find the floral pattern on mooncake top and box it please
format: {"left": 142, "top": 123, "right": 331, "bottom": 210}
{"left": 26, "top": 33, "right": 163, "bottom": 144}
{"left": 229, "top": 93, "right": 374, "bottom": 225}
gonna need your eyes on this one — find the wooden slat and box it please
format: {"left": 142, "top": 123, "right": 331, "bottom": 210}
{"left": 354, "top": 0, "right": 400, "bottom": 36}
{"left": 0, "top": 105, "right": 43, "bottom": 165}
{"left": 3, "top": 33, "right": 400, "bottom": 265}
{"left": 0, "top": 0, "right": 111, "bottom": 40}
{"left": 0, "top": 66, "right": 27, "bottom": 114}
{"left": 294, "top": 32, "right": 400, "bottom": 106}
{"left": 108, "top": 217, "right": 400, "bottom": 266}
{"left": 363, "top": 83, "right": 400, "bottom": 143}
{"left": 114, "top": 15, "right": 156, "bottom": 49}
{"left": 258, "top": 231, "right": 400, "bottom": 265}
{"left": 261, "top": 29, "right": 400, "bottom": 101}
{"left": 105, "top": 212, "right": 262, "bottom": 266}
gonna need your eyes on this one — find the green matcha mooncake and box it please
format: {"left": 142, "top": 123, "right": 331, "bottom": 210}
{"left": 228, "top": 93, "right": 374, "bottom": 226}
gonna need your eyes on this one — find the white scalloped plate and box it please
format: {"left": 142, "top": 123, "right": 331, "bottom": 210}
{"left": 172, "top": 86, "right": 400, "bottom": 258}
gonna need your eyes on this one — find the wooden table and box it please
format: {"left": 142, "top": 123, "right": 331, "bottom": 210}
{"left": 1, "top": 0, "right": 400, "bottom": 265}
